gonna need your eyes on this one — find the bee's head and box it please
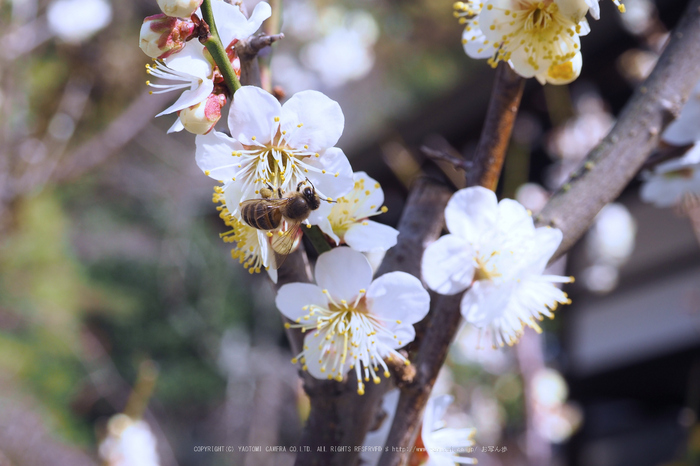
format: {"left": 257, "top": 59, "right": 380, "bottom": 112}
{"left": 302, "top": 185, "right": 321, "bottom": 210}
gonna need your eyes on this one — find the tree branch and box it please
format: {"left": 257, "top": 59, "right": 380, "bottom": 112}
{"left": 467, "top": 63, "right": 525, "bottom": 190}
{"left": 290, "top": 177, "right": 452, "bottom": 466}
{"left": 536, "top": 0, "right": 700, "bottom": 259}
{"left": 380, "top": 63, "right": 524, "bottom": 466}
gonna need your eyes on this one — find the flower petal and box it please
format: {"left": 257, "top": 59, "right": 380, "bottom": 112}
{"left": 421, "top": 235, "right": 475, "bottom": 295}
{"left": 195, "top": 130, "right": 245, "bottom": 181}
{"left": 377, "top": 323, "right": 416, "bottom": 351}
{"left": 462, "top": 24, "right": 492, "bottom": 59}
{"left": 528, "top": 227, "right": 563, "bottom": 274}
{"left": 352, "top": 171, "right": 385, "bottom": 218}
{"left": 344, "top": 221, "right": 398, "bottom": 253}
{"left": 223, "top": 180, "right": 248, "bottom": 217}
{"left": 227, "top": 86, "right": 280, "bottom": 145}
{"left": 307, "top": 201, "right": 335, "bottom": 231}
{"left": 157, "top": 77, "right": 214, "bottom": 116}
{"left": 214, "top": 0, "right": 270, "bottom": 46}
{"left": 496, "top": 198, "right": 534, "bottom": 237}
{"left": 460, "top": 279, "right": 514, "bottom": 328}
{"left": 445, "top": 187, "right": 498, "bottom": 243}
{"left": 302, "top": 331, "right": 349, "bottom": 380}
{"left": 280, "top": 90, "right": 344, "bottom": 152}
{"left": 166, "top": 41, "right": 210, "bottom": 74}
{"left": 315, "top": 247, "right": 373, "bottom": 303}
{"left": 167, "top": 117, "right": 184, "bottom": 133}
{"left": 275, "top": 282, "right": 328, "bottom": 320}
{"left": 304, "top": 147, "right": 354, "bottom": 199}
{"left": 367, "top": 271, "right": 430, "bottom": 324}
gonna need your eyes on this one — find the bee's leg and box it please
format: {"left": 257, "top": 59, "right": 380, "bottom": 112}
{"left": 261, "top": 183, "right": 276, "bottom": 199}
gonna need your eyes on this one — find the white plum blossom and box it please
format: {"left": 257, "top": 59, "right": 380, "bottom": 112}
{"left": 196, "top": 86, "right": 354, "bottom": 220}
{"left": 98, "top": 415, "right": 160, "bottom": 466}
{"left": 144, "top": 1, "right": 271, "bottom": 132}
{"left": 456, "top": 0, "right": 592, "bottom": 84}
{"left": 213, "top": 184, "right": 278, "bottom": 283}
{"left": 640, "top": 144, "right": 700, "bottom": 208}
{"left": 479, "top": 0, "right": 591, "bottom": 84}
{"left": 661, "top": 79, "right": 700, "bottom": 146}
{"left": 421, "top": 395, "right": 477, "bottom": 465}
{"left": 422, "top": 187, "right": 573, "bottom": 347}
{"left": 276, "top": 247, "right": 430, "bottom": 395}
{"left": 316, "top": 172, "right": 398, "bottom": 253}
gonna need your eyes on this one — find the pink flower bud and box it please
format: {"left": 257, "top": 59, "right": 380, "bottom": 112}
{"left": 139, "top": 14, "right": 196, "bottom": 59}
{"left": 157, "top": 0, "right": 203, "bottom": 19}
{"left": 178, "top": 93, "right": 226, "bottom": 135}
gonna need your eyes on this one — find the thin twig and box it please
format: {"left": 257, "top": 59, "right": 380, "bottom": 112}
{"left": 536, "top": 0, "right": 700, "bottom": 260}
{"left": 467, "top": 63, "right": 525, "bottom": 190}
{"left": 420, "top": 145, "right": 472, "bottom": 171}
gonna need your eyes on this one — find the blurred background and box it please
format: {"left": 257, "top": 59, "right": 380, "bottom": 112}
{"left": 0, "top": 0, "right": 699, "bottom": 465}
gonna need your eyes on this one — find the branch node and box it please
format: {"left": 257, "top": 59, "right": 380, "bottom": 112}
{"left": 236, "top": 33, "right": 284, "bottom": 60}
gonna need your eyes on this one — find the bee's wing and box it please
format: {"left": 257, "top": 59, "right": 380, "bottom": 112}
{"left": 268, "top": 218, "right": 303, "bottom": 270}
{"left": 240, "top": 198, "right": 290, "bottom": 229}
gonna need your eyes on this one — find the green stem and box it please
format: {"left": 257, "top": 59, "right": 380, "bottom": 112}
{"left": 200, "top": 0, "right": 242, "bottom": 95}
{"left": 303, "top": 226, "right": 332, "bottom": 255}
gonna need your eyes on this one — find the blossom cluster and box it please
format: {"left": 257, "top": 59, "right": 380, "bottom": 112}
{"left": 138, "top": 0, "right": 575, "bottom": 411}
{"left": 455, "top": 0, "right": 625, "bottom": 84}
{"left": 139, "top": 0, "right": 271, "bottom": 134}
{"left": 422, "top": 187, "right": 573, "bottom": 347}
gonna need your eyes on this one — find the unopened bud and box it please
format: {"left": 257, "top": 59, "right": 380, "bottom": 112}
{"left": 139, "top": 14, "right": 195, "bottom": 59}
{"left": 178, "top": 93, "right": 226, "bottom": 135}
{"left": 157, "top": 0, "right": 203, "bottom": 19}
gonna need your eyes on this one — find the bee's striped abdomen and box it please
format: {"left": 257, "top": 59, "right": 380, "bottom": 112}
{"left": 241, "top": 202, "right": 283, "bottom": 230}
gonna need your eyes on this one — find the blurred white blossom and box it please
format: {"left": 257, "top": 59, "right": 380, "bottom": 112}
{"left": 99, "top": 415, "right": 160, "bottom": 466}
{"left": 640, "top": 144, "right": 700, "bottom": 208}
{"left": 47, "top": 0, "right": 112, "bottom": 43}
{"left": 530, "top": 368, "right": 582, "bottom": 443}
{"left": 277, "top": 4, "right": 379, "bottom": 89}
{"left": 661, "top": 79, "right": 700, "bottom": 146}
{"left": 422, "top": 395, "right": 477, "bottom": 465}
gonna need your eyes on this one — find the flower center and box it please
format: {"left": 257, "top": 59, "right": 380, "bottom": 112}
{"left": 473, "top": 251, "right": 502, "bottom": 281}
{"left": 526, "top": 3, "right": 552, "bottom": 31}
{"left": 286, "top": 289, "right": 409, "bottom": 395}
{"left": 485, "top": 0, "right": 579, "bottom": 72}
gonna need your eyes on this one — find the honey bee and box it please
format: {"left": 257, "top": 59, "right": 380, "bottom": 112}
{"left": 240, "top": 179, "right": 324, "bottom": 268}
